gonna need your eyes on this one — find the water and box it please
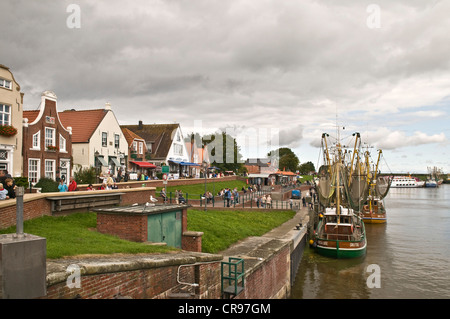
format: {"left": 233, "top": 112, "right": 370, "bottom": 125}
{"left": 291, "top": 184, "right": 450, "bottom": 299}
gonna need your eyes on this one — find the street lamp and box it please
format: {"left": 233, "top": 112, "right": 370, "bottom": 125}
{"left": 202, "top": 160, "right": 209, "bottom": 211}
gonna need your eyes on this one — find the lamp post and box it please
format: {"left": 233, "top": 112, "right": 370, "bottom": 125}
{"left": 202, "top": 160, "right": 209, "bottom": 211}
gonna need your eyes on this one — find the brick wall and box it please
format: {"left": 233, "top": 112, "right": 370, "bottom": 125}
{"left": 97, "top": 213, "right": 147, "bottom": 242}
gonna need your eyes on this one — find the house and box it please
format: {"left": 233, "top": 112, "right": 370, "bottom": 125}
{"left": 121, "top": 127, "right": 156, "bottom": 177}
{"left": 58, "top": 103, "right": 128, "bottom": 177}
{"left": 0, "top": 64, "right": 24, "bottom": 177}
{"left": 185, "top": 141, "right": 210, "bottom": 178}
{"left": 22, "top": 91, "right": 72, "bottom": 184}
{"left": 120, "top": 121, "right": 195, "bottom": 178}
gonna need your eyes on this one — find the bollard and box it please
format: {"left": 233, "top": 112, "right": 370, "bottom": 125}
{"left": 15, "top": 187, "right": 25, "bottom": 236}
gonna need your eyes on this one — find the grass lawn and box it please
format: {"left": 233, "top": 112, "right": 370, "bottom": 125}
{"left": 0, "top": 213, "right": 174, "bottom": 259}
{"left": 0, "top": 206, "right": 296, "bottom": 259}
{"left": 187, "top": 208, "right": 296, "bottom": 254}
{"left": 156, "top": 179, "right": 248, "bottom": 196}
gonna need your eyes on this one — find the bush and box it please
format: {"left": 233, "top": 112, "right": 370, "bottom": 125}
{"left": 13, "top": 176, "right": 29, "bottom": 189}
{"left": 74, "top": 167, "right": 97, "bottom": 184}
{"left": 34, "top": 177, "right": 59, "bottom": 193}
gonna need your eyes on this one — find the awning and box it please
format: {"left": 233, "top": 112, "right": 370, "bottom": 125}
{"left": 180, "top": 162, "right": 201, "bottom": 166}
{"left": 248, "top": 173, "right": 270, "bottom": 178}
{"left": 96, "top": 156, "right": 108, "bottom": 167}
{"left": 130, "top": 161, "right": 157, "bottom": 168}
{"left": 109, "top": 157, "right": 121, "bottom": 167}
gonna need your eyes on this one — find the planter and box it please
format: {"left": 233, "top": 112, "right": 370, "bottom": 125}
{"left": 0, "top": 125, "right": 18, "bottom": 137}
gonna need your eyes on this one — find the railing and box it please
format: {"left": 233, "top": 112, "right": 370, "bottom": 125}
{"left": 157, "top": 190, "right": 303, "bottom": 210}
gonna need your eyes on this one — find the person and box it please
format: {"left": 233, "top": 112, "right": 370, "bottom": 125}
{"left": 0, "top": 183, "right": 8, "bottom": 200}
{"left": 225, "top": 188, "right": 231, "bottom": 207}
{"left": 302, "top": 196, "right": 306, "bottom": 207}
{"left": 160, "top": 188, "right": 167, "bottom": 203}
{"left": 58, "top": 180, "right": 68, "bottom": 192}
{"left": 86, "top": 184, "right": 95, "bottom": 191}
{"left": 175, "top": 189, "right": 180, "bottom": 204}
{"left": 255, "top": 196, "right": 260, "bottom": 208}
{"left": 266, "top": 194, "right": 272, "bottom": 208}
{"left": 100, "top": 182, "right": 108, "bottom": 190}
{"left": 4, "top": 178, "right": 16, "bottom": 199}
{"left": 68, "top": 177, "right": 77, "bottom": 191}
{"left": 261, "top": 195, "right": 266, "bottom": 208}
{"left": 290, "top": 198, "right": 293, "bottom": 210}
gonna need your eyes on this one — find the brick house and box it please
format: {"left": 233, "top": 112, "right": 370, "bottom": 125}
{"left": 22, "top": 91, "right": 72, "bottom": 185}
{"left": 120, "top": 127, "right": 156, "bottom": 176}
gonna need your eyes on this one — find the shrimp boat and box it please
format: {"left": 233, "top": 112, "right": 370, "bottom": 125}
{"left": 312, "top": 133, "right": 367, "bottom": 259}
{"left": 361, "top": 150, "right": 392, "bottom": 224}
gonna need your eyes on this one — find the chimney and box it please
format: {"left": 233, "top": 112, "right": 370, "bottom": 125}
{"left": 105, "top": 102, "right": 111, "bottom": 111}
{"left": 138, "top": 120, "right": 143, "bottom": 130}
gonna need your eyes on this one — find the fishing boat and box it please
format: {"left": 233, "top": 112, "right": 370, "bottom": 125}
{"left": 390, "top": 176, "right": 425, "bottom": 188}
{"left": 361, "top": 150, "right": 392, "bottom": 224}
{"left": 312, "top": 133, "right": 367, "bottom": 259}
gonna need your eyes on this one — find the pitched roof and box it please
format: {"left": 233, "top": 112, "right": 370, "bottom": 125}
{"left": 120, "top": 123, "right": 179, "bottom": 160}
{"left": 23, "top": 110, "right": 40, "bottom": 123}
{"left": 58, "top": 109, "right": 108, "bottom": 143}
{"left": 121, "top": 127, "right": 146, "bottom": 146}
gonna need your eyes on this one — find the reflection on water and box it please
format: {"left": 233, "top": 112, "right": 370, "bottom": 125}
{"left": 291, "top": 185, "right": 450, "bottom": 299}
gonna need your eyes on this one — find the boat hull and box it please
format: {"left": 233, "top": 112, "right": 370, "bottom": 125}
{"left": 315, "top": 238, "right": 367, "bottom": 258}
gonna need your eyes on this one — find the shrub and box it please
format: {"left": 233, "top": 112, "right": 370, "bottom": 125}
{"left": 13, "top": 176, "right": 29, "bottom": 189}
{"left": 74, "top": 166, "right": 97, "bottom": 185}
{"left": 34, "top": 177, "right": 59, "bottom": 193}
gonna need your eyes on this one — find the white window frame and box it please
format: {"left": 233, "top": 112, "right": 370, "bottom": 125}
{"left": 114, "top": 134, "right": 120, "bottom": 149}
{"left": 0, "top": 78, "right": 12, "bottom": 89}
{"left": 139, "top": 142, "right": 143, "bottom": 154}
{"left": 174, "top": 143, "right": 183, "bottom": 156}
{"left": 32, "top": 131, "right": 41, "bottom": 149}
{"left": 28, "top": 158, "right": 41, "bottom": 184}
{"left": 133, "top": 141, "right": 137, "bottom": 152}
{"left": 102, "top": 132, "right": 108, "bottom": 147}
{"left": 45, "top": 127, "right": 55, "bottom": 149}
{"left": 0, "top": 103, "right": 11, "bottom": 125}
{"left": 59, "top": 134, "right": 66, "bottom": 152}
{"left": 45, "top": 159, "right": 56, "bottom": 180}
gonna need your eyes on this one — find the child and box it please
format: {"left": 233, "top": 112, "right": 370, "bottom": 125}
{"left": 0, "top": 183, "right": 9, "bottom": 200}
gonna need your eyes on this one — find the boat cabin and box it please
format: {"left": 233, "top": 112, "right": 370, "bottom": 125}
{"left": 322, "top": 206, "right": 355, "bottom": 239}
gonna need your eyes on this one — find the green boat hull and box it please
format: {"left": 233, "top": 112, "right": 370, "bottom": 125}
{"left": 315, "top": 241, "right": 366, "bottom": 259}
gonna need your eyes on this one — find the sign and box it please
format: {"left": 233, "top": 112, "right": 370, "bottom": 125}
{"left": 163, "top": 173, "right": 168, "bottom": 185}
{"left": 162, "top": 165, "right": 169, "bottom": 173}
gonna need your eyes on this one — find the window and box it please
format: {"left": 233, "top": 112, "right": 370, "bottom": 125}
{"left": 102, "top": 132, "right": 107, "bottom": 147}
{"left": 45, "top": 127, "right": 55, "bottom": 149}
{"left": 59, "top": 134, "right": 66, "bottom": 152}
{"left": 0, "top": 79, "right": 12, "bottom": 89}
{"left": 139, "top": 142, "right": 143, "bottom": 154}
{"left": 114, "top": 134, "right": 120, "bottom": 148}
{"left": 28, "top": 159, "right": 40, "bottom": 183}
{"left": 133, "top": 141, "right": 137, "bottom": 151}
{"left": 146, "top": 142, "right": 152, "bottom": 154}
{"left": 32, "top": 131, "right": 40, "bottom": 149}
{"left": 45, "top": 160, "right": 55, "bottom": 180}
{"left": 0, "top": 104, "right": 11, "bottom": 125}
{"left": 174, "top": 144, "right": 183, "bottom": 156}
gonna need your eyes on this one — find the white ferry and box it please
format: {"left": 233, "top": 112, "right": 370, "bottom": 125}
{"left": 390, "top": 176, "right": 425, "bottom": 188}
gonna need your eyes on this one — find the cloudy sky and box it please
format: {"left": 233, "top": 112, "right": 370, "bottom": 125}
{"left": 1, "top": 0, "right": 449, "bottom": 174}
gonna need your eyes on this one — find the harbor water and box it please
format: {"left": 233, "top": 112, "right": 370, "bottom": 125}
{"left": 291, "top": 184, "right": 450, "bottom": 299}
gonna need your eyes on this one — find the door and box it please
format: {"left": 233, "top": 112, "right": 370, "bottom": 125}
{"left": 147, "top": 211, "right": 182, "bottom": 248}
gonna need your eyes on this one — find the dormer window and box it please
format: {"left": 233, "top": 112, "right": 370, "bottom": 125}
{"left": 32, "top": 131, "right": 40, "bottom": 149}
{"left": 45, "top": 127, "right": 55, "bottom": 149}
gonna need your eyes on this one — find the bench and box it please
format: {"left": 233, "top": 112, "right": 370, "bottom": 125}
{"left": 46, "top": 193, "right": 125, "bottom": 213}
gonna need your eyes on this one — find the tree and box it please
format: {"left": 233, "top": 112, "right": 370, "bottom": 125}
{"left": 202, "top": 130, "right": 245, "bottom": 173}
{"left": 268, "top": 147, "right": 299, "bottom": 173}
{"left": 298, "top": 161, "right": 316, "bottom": 175}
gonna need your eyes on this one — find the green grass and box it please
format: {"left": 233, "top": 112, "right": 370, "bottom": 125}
{"left": 0, "top": 213, "right": 174, "bottom": 259}
{"left": 156, "top": 179, "right": 248, "bottom": 196}
{"left": 187, "top": 209, "right": 296, "bottom": 254}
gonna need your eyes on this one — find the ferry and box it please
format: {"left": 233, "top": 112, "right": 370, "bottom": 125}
{"left": 390, "top": 176, "right": 425, "bottom": 188}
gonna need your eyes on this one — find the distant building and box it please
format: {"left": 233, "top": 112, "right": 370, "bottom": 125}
{"left": 58, "top": 103, "right": 128, "bottom": 177}
{"left": 0, "top": 64, "right": 24, "bottom": 177}
{"left": 23, "top": 91, "right": 72, "bottom": 184}
{"left": 121, "top": 127, "right": 156, "bottom": 177}
{"left": 121, "top": 121, "right": 194, "bottom": 178}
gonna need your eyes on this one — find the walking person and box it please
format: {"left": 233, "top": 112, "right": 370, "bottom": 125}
{"left": 266, "top": 194, "right": 272, "bottom": 208}
{"left": 225, "top": 188, "right": 231, "bottom": 207}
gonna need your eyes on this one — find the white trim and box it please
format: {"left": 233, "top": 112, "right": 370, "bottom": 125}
{"left": 28, "top": 158, "right": 41, "bottom": 184}
{"left": 45, "top": 159, "right": 56, "bottom": 180}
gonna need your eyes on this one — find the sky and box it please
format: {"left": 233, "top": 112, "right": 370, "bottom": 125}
{"left": 1, "top": 0, "right": 449, "bottom": 174}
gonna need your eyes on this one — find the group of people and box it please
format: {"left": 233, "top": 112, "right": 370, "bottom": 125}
{"left": 254, "top": 194, "right": 273, "bottom": 208}
{"left": 57, "top": 177, "right": 78, "bottom": 192}
{"left": 0, "top": 170, "right": 16, "bottom": 200}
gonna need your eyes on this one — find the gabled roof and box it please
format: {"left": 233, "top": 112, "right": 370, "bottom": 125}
{"left": 121, "top": 127, "right": 146, "bottom": 146}
{"left": 58, "top": 109, "right": 108, "bottom": 143}
{"left": 120, "top": 123, "right": 179, "bottom": 160}
{"left": 23, "top": 110, "right": 40, "bottom": 123}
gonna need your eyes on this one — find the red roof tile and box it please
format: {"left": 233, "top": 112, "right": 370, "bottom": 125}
{"left": 58, "top": 109, "right": 108, "bottom": 143}
{"left": 23, "top": 110, "right": 40, "bottom": 123}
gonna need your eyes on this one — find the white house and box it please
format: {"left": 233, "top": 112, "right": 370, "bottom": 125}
{"left": 59, "top": 103, "right": 128, "bottom": 177}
